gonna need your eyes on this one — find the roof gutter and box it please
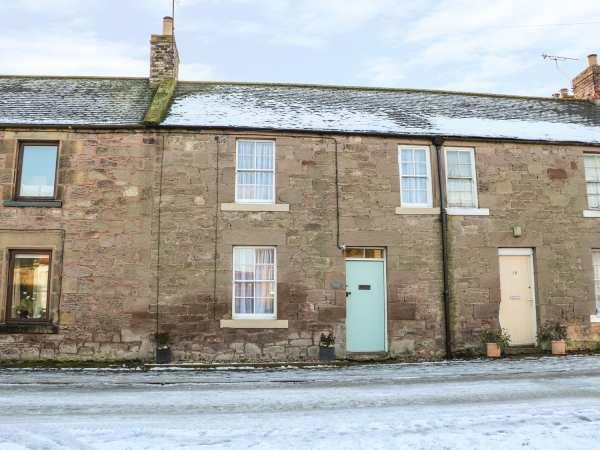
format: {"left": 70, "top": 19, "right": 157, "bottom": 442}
{"left": 433, "top": 136, "right": 452, "bottom": 360}
{"left": 154, "top": 125, "right": 600, "bottom": 148}
{"left": 2, "top": 123, "right": 600, "bottom": 147}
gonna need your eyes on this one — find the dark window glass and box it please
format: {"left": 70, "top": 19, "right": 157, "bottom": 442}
{"left": 18, "top": 144, "right": 58, "bottom": 198}
{"left": 8, "top": 251, "right": 51, "bottom": 321}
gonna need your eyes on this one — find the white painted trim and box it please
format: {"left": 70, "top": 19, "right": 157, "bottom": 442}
{"left": 529, "top": 252, "right": 538, "bottom": 345}
{"left": 446, "top": 207, "right": 490, "bottom": 216}
{"left": 345, "top": 257, "right": 386, "bottom": 261}
{"left": 498, "top": 248, "right": 538, "bottom": 345}
{"left": 583, "top": 209, "right": 600, "bottom": 218}
{"left": 395, "top": 207, "right": 440, "bottom": 215}
{"left": 220, "top": 319, "right": 288, "bottom": 329}
{"left": 232, "top": 246, "right": 277, "bottom": 320}
{"left": 593, "top": 251, "right": 600, "bottom": 321}
{"left": 235, "top": 139, "right": 276, "bottom": 204}
{"left": 498, "top": 248, "right": 533, "bottom": 256}
{"left": 344, "top": 247, "right": 388, "bottom": 353}
{"left": 221, "top": 203, "right": 289, "bottom": 212}
{"left": 444, "top": 146, "right": 479, "bottom": 209}
{"left": 397, "top": 145, "right": 433, "bottom": 208}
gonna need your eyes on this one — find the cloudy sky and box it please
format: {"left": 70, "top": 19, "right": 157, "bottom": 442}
{"left": 2, "top": 0, "right": 600, "bottom": 96}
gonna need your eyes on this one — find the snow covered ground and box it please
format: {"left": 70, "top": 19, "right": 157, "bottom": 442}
{"left": 1, "top": 355, "right": 600, "bottom": 449}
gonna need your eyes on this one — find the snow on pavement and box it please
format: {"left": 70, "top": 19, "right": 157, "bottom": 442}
{"left": 1, "top": 355, "right": 600, "bottom": 449}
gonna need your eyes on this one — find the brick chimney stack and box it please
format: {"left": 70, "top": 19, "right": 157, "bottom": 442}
{"left": 572, "top": 53, "right": 600, "bottom": 101}
{"left": 149, "top": 17, "right": 179, "bottom": 88}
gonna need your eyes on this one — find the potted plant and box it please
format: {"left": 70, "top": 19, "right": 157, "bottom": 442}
{"left": 480, "top": 328, "right": 511, "bottom": 358}
{"left": 538, "top": 322, "right": 568, "bottom": 355}
{"left": 318, "top": 332, "right": 336, "bottom": 361}
{"left": 155, "top": 332, "right": 172, "bottom": 364}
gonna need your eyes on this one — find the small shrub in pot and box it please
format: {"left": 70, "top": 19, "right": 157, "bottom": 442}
{"left": 538, "top": 322, "right": 568, "bottom": 355}
{"left": 155, "top": 332, "right": 172, "bottom": 364}
{"left": 480, "top": 328, "right": 511, "bottom": 358}
{"left": 318, "top": 332, "right": 336, "bottom": 361}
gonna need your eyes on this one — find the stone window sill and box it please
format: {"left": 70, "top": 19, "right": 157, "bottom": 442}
{"left": 4, "top": 200, "right": 62, "bottom": 208}
{"left": 220, "top": 319, "right": 288, "bottom": 329}
{"left": 0, "top": 323, "right": 58, "bottom": 334}
{"left": 590, "top": 315, "right": 600, "bottom": 323}
{"left": 395, "top": 207, "right": 440, "bottom": 215}
{"left": 446, "top": 207, "right": 490, "bottom": 216}
{"left": 221, "top": 203, "right": 289, "bottom": 212}
{"left": 583, "top": 210, "right": 600, "bottom": 218}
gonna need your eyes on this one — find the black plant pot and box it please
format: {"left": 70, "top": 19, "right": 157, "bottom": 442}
{"left": 156, "top": 347, "right": 172, "bottom": 364}
{"left": 319, "top": 346, "right": 336, "bottom": 361}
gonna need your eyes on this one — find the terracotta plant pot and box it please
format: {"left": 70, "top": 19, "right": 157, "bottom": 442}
{"left": 551, "top": 340, "right": 567, "bottom": 356}
{"left": 486, "top": 342, "right": 501, "bottom": 358}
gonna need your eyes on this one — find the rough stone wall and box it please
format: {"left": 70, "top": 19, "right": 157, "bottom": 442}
{"left": 157, "top": 133, "right": 445, "bottom": 361}
{"left": 445, "top": 139, "right": 600, "bottom": 353}
{"left": 1, "top": 128, "right": 600, "bottom": 362}
{"left": 0, "top": 130, "right": 161, "bottom": 361}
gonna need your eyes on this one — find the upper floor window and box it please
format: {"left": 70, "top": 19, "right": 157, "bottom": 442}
{"left": 445, "top": 147, "right": 478, "bottom": 208}
{"left": 7, "top": 250, "right": 51, "bottom": 322}
{"left": 235, "top": 140, "right": 275, "bottom": 203}
{"left": 398, "top": 146, "right": 432, "bottom": 208}
{"left": 233, "top": 246, "right": 276, "bottom": 319}
{"left": 584, "top": 154, "right": 600, "bottom": 210}
{"left": 16, "top": 143, "right": 59, "bottom": 200}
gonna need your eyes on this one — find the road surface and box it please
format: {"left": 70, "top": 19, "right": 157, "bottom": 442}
{"left": 1, "top": 356, "right": 600, "bottom": 449}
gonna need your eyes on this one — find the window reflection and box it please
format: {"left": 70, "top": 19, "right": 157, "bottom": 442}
{"left": 19, "top": 144, "right": 58, "bottom": 198}
{"left": 9, "top": 252, "right": 50, "bottom": 321}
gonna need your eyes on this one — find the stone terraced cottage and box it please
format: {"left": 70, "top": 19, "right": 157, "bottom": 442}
{"left": 1, "top": 17, "right": 600, "bottom": 362}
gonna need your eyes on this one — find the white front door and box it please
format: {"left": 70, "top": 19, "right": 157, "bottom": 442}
{"left": 498, "top": 249, "right": 537, "bottom": 346}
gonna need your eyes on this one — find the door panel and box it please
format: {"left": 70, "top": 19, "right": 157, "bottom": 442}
{"left": 499, "top": 253, "right": 537, "bottom": 345}
{"left": 345, "top": 260, "right": 386, "bottom": 352}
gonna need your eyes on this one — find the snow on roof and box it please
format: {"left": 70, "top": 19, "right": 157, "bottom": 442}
{"left": 163, "top": 82, "right": 600, "bottom": 144}
{"left": 0, "top": 76, "right": 153, "bottom": 126}
{"left": 2, "top": 76, "right": 600, "bottom": 144}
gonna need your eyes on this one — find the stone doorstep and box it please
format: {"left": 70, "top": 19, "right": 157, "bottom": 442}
{"left": 345, "top": 352, "right": 391, "bottom": 362}
{"left": 505, "top": 345, "right": 542, "bottom": 356}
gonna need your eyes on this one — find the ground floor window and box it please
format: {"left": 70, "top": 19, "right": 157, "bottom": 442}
{"left": 7, "top": 250, "right": 51, "bottom": 322}
{"left": 233, "top": 246, "right": 276, "bottom": 318}
{"left": 593, "top": 251, "right": 600, "bottom": 314}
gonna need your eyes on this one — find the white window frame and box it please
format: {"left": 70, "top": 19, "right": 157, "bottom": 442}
{"left": 232, "top": 246, "right": 277, "bottom": 320}
{"left": 235, "top": 140, "right": 276, "bottom": 204}
{"left": 444, "top": 147, "right": 479, "bottom": 209}
{"left": 584, "top": 153, "right": 600, "bottom": 211}
{"left": 398, "top": 145, "right": 433, "bottom": 208}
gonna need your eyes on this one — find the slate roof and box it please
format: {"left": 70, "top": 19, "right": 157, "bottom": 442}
{"left": 2, "top": 76, "right": 600, "bottom": 144}
{"left": 163, "top": 82, "right": 600, "bottom": 143}
{"left": 0, "top": 76, "right": 152, "bottom": 126}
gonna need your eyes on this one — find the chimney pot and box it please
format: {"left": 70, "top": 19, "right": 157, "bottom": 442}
{"left": 162, "top": 16, "right": 174, "bottom": 36}
{"left": 572, "top": 53, "right": 600, "bottom": 100}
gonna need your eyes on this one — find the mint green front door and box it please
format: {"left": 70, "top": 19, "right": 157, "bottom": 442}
{"left": 345, "top": 260, "right": 386, "bottom": 352}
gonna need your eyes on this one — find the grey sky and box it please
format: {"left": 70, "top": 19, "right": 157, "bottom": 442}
{"left": 2, "top": 0, "right": 600, "bottom": 96}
